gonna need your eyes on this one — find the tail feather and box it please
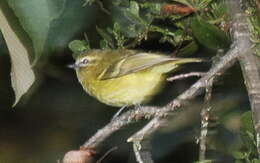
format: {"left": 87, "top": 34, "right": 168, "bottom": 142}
{"left": 151, "top": 58, "right": 204, "bottom": 74}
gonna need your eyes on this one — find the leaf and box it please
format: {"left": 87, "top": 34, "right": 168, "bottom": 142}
{"left": 111, "top": 1, "right": 147, "bottom": 38}
{"left": 240, "top": 111, "right": 258, "bottom": 155}
{"left": 7, "top": 0, "right": 64, "bottom": 64}
{"left": 191, "top": 17, "right": 230, "bottom": 50}
{"left": 96, "top": 26, "right": 115, "bottom": 48}
{"left": 128, "top": 1, "right": 139, "bottom": 16}
{"left": 68, "top": 40, "right": 90, "bottom": 59}
{"left": 240, "top": 111, "right": 255, "bottom": 133}
{"left": 7, "top": 0, "right": 97, "bottom": 64}
{"left": 252, "top": 159, "right": 260, "bottom": 163}
{"left": 177, "top": 41, "right": 198, "bottom": 56}
{"left": 232, "top": 151, "right": 246, "bottom": 159}
{"left": 0, "top": 8, "right": 35, "bottom": 106}
{"left": 172, "top": 0, "right": 191, "bottom": 6}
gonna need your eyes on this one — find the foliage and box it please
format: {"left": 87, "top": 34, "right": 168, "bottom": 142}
{"left": 4, "top": 0, "right": 97, "bottom": 64}
{"left": 244, "top": 0, "right": 260, "bottom": 56}
{"left": 0, "top": 2, "right": 35, "bottom": 106}
{"left": 78, "top": 0, "right": 231, "bottom": 56}
{"left": 233, "top": 111, "right": 260, "bottom": 163}
{"left": 0, "top": 0, "right": 96, "bottom": 106}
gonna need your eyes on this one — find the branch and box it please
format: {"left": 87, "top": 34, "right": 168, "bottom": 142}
{"left": 228, "top": 0, "right": 260, "bottom": 156}
{"left": 82, "top": 106, "right": 160, "bottom": 148}
{"left": 128, "top": 45, "right": 240, "bottom": 142}
{"left": 127, "top": 0, "right": 253, "bottom": 146}
{"left": 79, "top": 43, "right": 240, "bottom": 151}
{"left": 199, "top": 78, "right": 214, "bottom": 161}
{"left": 133, "top": 140, "right": 154, "bottom": 163}
{"left": 226, "top": 0, "right": 260, "bottom": 156}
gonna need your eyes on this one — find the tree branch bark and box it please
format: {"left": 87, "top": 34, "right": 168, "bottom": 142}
{"left": 199, "top": 78, "right": 214, "bottom": 161}
{"left": 228, "top": 0, "right": 260, "bottom": 157}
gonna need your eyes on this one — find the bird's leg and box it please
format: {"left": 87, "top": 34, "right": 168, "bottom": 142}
{"left": 134, "top": 104, "right": 142, "bottom": 110}
{"left": 111, "top": 105, "right": 128, "bottom": 121}
{"left": 167, "top": 72, "right": 206, "bottom": 81}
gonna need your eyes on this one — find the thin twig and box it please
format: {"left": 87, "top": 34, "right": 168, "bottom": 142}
{"left": 167, "top": 72, "right": 206, "bottom": 81}
{"left": 96, "top": 146, "right": 118, "bottom": 163}
{"left": 199, "top": 78, "right": 214, "bottom": 161}
{"left": 128, "top": 43, "right": 240, "bottom": 142}
{"left": 127, "top": 0, "right": 253, "bottom": 145}
{"left": 133, "top": 140, "right": 154, "bottom": 163}
{"left": 96, "top": 0, "right": 111, "bottom": 15}
{"left": 82, "top": 106, "right": 160, "bottom": 148}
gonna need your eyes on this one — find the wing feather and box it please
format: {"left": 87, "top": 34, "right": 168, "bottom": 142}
{"left": 99, "top": 52, "right": 176, "bottom": 80}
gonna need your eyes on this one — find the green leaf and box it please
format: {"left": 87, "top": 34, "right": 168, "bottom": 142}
{"left": 240, "top": 111, "right": 258, "bottom": 156}
{"left": 7, "top": 0, "right": 64, "bottom": 64}
{"left": 111, "top": 23, "right": 126, "bottom": 48}
{"left": 0, "top": 7, "right": 35, "bottom": 106}
{"left": 7, "top": 0, "right": 96, "bottom": 64}
{"left": 191, "top": 17, "right": 230, "bottom": 50}
{"left": 111, "top": 1, "right": 147, "bottom": 38}
{"left": 68, "top": 40, "right": 90, "bottom": 59}
{"left": 99, "top": 40, "right": 110, "bottom": 49}
{"left": 140, "top": 2, "right": 161, "bottom": 15}
{"left": 83, "top": 0, "right": 96, "bottom": 6}
{"left": 172, "top": 0, "right": 191, "bottom": 6}
{"left": 96, "top": 26, "right": 115, "bottom": 48}
{"left": 235, "top": 160, "right": 243, "bottom": 163}
{"left": 240, "top": 111, "right": 255, "bottom": 134}
{"left": 128, "top": 1, "right": 139, "bottom": 16}
{"left": 178, "top": 41, "right": 198, "bottom": 56}
{"left": 232, "top": 151, "right": 246, "bottom": 159}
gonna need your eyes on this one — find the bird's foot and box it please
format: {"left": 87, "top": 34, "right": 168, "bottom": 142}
{"left": 111, "top": 105, "right": 128, "bottom": 121}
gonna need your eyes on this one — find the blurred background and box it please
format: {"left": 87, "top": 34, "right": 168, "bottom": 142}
{"left": 0, "top": 0, "right": 257, "bottom": 162}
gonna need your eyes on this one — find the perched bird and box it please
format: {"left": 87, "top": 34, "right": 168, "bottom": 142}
{"left": 71, "top": 49, "right": 202, "bottom": 107}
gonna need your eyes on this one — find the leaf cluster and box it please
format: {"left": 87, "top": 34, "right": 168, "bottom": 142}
{"left": 76, "top": 0, "right": 231, "bottom": 56}
{"left": 244, "top": 0, "right": 260, "bottom": 56}
{"left": 233, "top": 111, "right": 260, "bottom": 163}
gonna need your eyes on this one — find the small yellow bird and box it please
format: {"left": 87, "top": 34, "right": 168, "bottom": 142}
{"left": 72, "top": 49, "right": 202, "bottom": 107}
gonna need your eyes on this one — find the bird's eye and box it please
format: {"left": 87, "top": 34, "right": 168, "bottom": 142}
{"left": 81, "top": 58, "right": 88, "bottom": 65}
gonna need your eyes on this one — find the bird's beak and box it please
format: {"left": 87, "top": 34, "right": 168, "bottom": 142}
{"left": 67, "top": 63, "right": 78, "bottom": 69}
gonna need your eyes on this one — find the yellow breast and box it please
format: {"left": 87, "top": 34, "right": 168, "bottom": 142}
{"left": 78, "top": 70, "right": 166, "bottom": 107}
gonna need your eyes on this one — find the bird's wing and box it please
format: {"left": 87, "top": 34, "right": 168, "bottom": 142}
{"left": 98, "top": 52, "right": 176, "bottom": 80}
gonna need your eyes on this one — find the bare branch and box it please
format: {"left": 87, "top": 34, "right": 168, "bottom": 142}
{"left": 127, "top": 0, "right": 255, "bottom": 145}
{"left": 133, "top": 140, "right": 154, "bottom": 163}
{"left": 96, "top": 146, "right": 118, "bottom": 163}
{"left": 199, "top": 78, "right": 214, "bottom": 161}
{"left": 227, "top": 0, "right": 260, "bottom": 157}
{"left": 82, "top": 106, "right": 160, "bottom": 148}
{"left": 128, "top": 45, "right": 240, "bottom": 142}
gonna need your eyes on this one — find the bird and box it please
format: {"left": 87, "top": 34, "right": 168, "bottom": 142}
{"left": 71, "top": 49, "right": 202, "bottom": 107}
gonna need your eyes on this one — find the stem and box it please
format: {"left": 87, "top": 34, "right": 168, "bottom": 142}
{"left": 199, "top": 78, "right": 214, "bottom": 161}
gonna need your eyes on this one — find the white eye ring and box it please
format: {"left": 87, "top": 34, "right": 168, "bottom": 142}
{"left": 81, "top": 58, "right": 88, "bottom": 64}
